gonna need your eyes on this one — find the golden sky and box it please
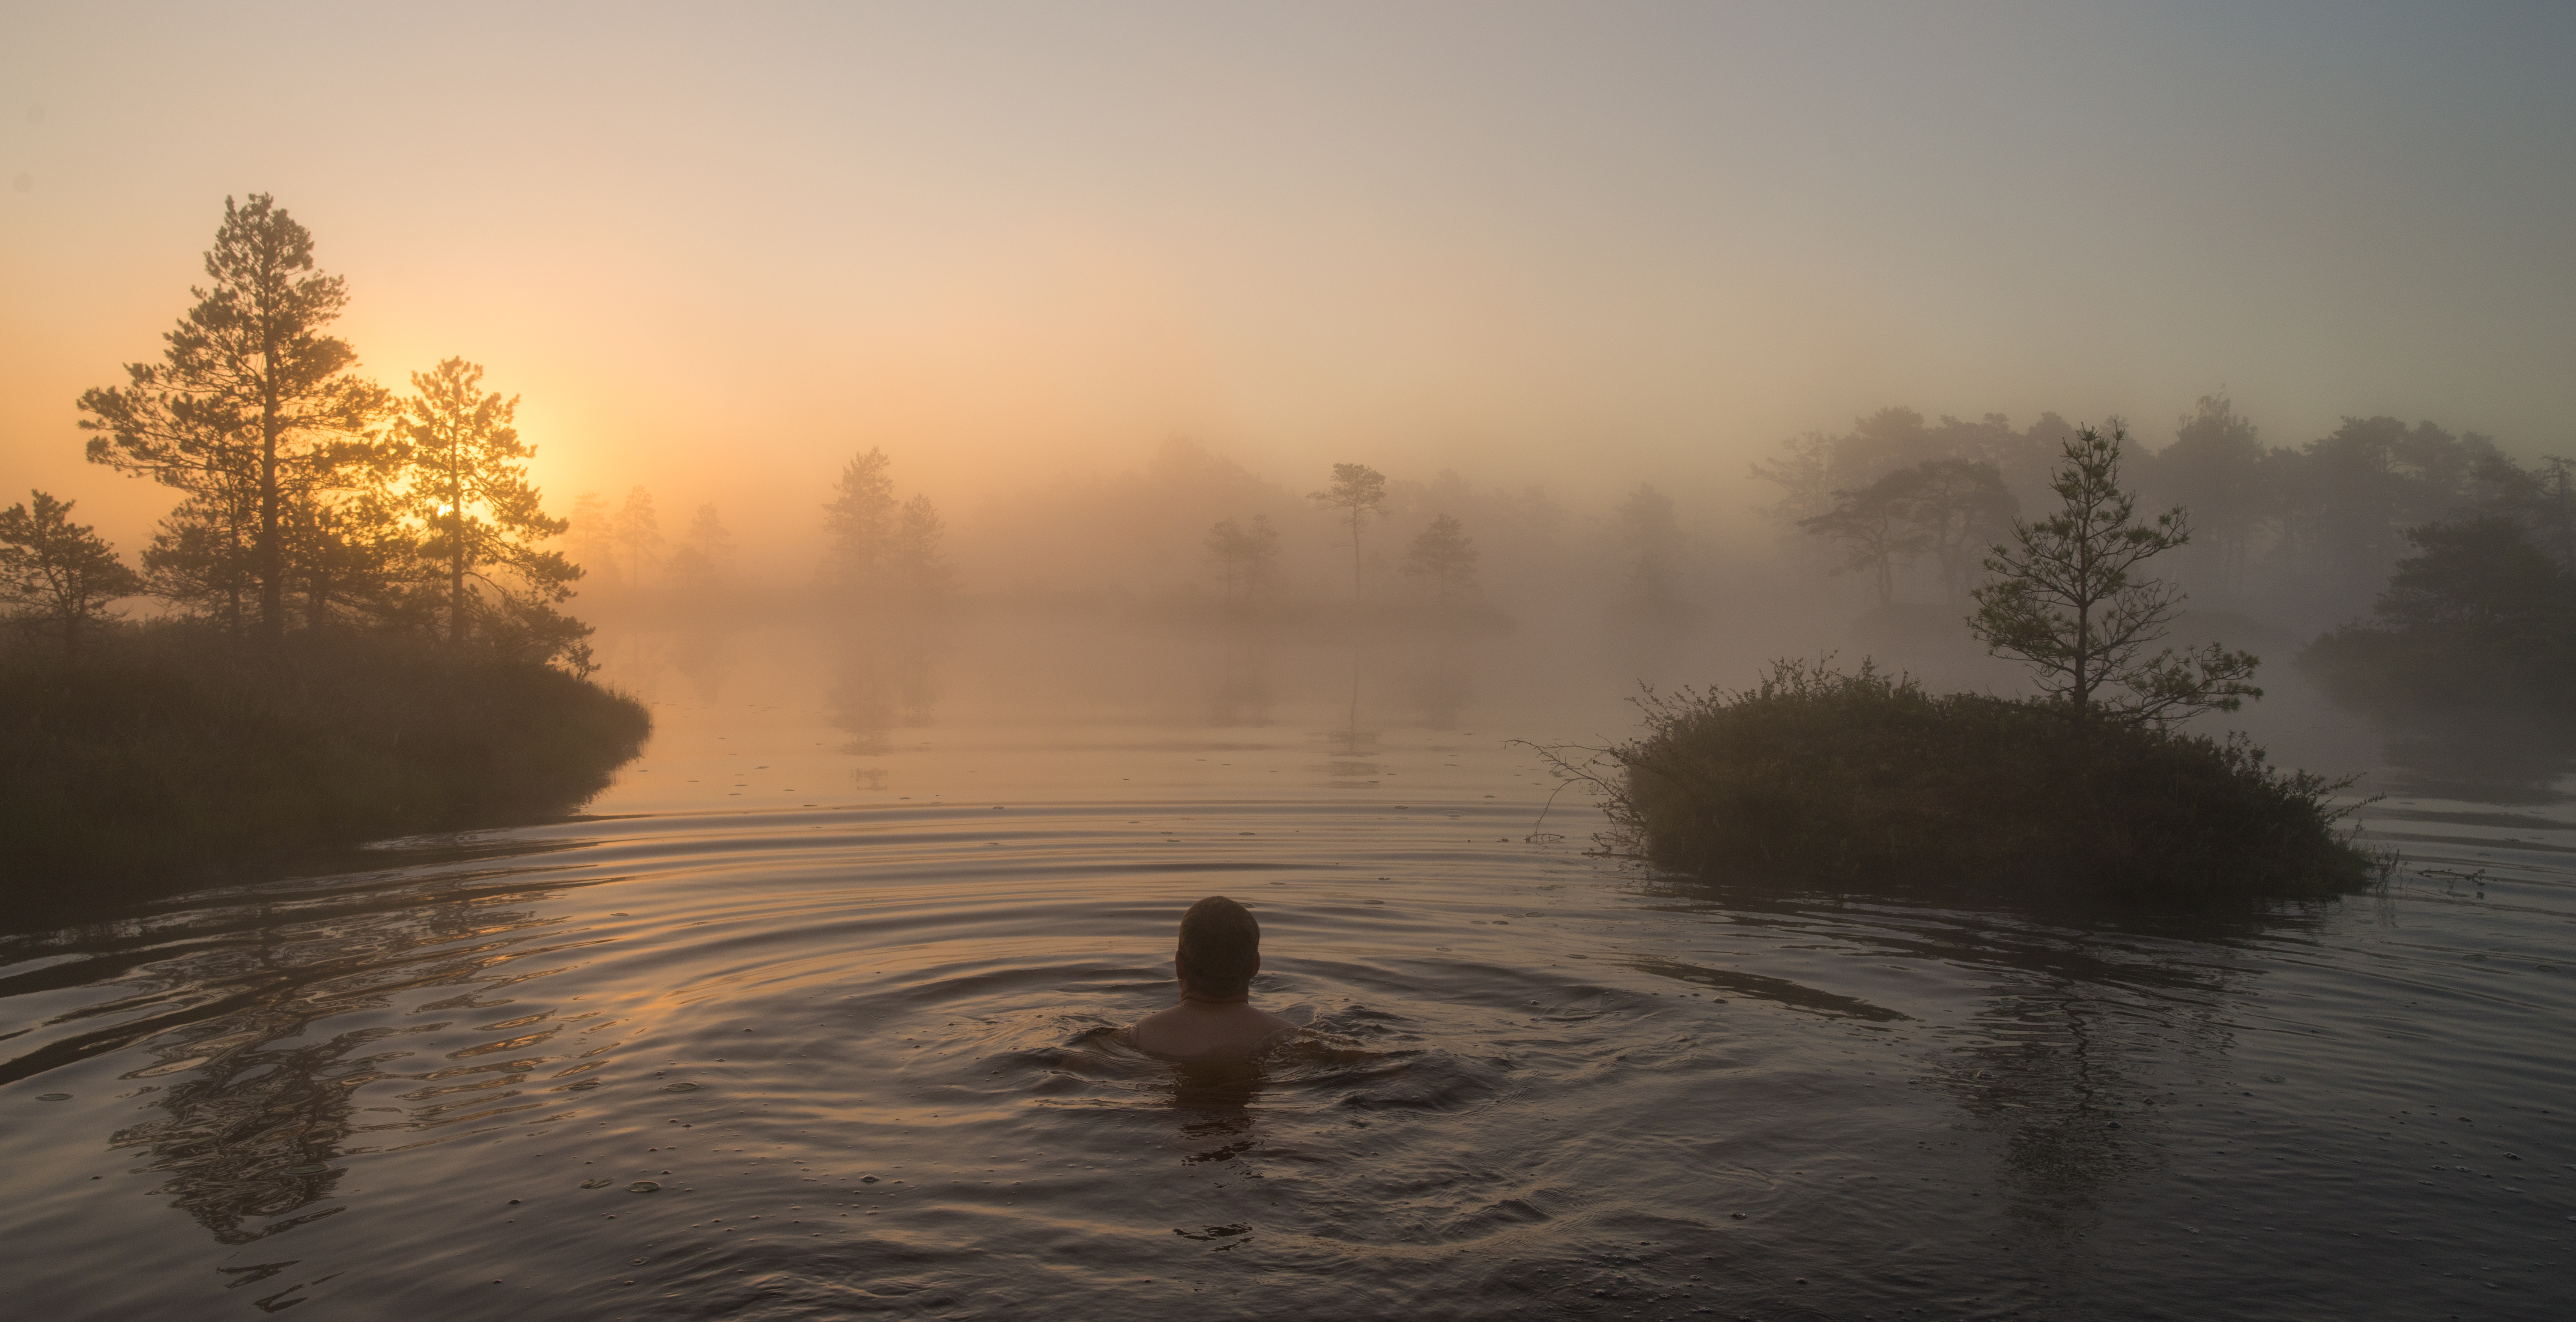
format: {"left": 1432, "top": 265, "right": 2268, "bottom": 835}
{"left": 4, "top": 3, "right": 2571, "bottom": 564}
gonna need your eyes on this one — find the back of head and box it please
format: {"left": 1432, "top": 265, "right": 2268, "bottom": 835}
{"left": 1177, "top": 895, "right": 1260, "bottom": 999}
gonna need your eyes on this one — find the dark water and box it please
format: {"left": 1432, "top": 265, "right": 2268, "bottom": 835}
{"left": 6, "top": 621, "right": 2573, "bottom": 1319}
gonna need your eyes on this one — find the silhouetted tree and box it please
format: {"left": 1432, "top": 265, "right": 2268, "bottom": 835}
{"left": 1402, "top": 513, "right": 1479, "bottom": 601}
{"left": 394, "top": 358, "right": 577, "bottom": 644}
{"left": 891, "top": 493, "right": 954, "bottom": 602}
{"left": 280, "top": 484, "right": 412, "bottom": 631}
{"left": 1310, "top": 463, "right": 1387, "bottom": 599}
{"left": 2469, "top": 453, "right": 2576, "bottom": 571}
{"left": 139, "top": 492, "right": 257, "bottom": 628}
{"left": 2147, "top": 393, "right": 2269, "bottom": 598}
{"left": 612, "top": 485, "right": 662, "bottom": 588}
{"left": 1970, "top": 424, "right": 2260, "bottom": 727}
{"left": 1908, "top": 459, "right": 2019, "bottom": 602}
{"left": 564, "top": 491, "right": 618, "bottom": 585}
{"left": 670, "top": 502, "right": 734, "bottom": 590}
{"left": 78, "top": 194, "right": 391, "bottom": 640}
{"left": 0, "top": 491, "right": 144, "bottom": 659}
{"left": 1799, "top": 469, "right": 1929, "bottom": 607}
{"left": 1203, "top": 514, "right": 1283, "bottom": 600}
{"left": 1750, "top": 430, "right": 1837, "bottom": 524}
{"left": 823, "top": 447, "right": 897, "bottom": 597}
{"left": 1205, "top": 517, "right": 1255, "bottom": 598}
{"left": 2374, "top": 517, "right": 2576, "bottom": 641}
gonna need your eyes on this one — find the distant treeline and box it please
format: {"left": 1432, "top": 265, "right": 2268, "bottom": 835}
{"left": 1764, "top": 399, "right": 2574, "bottom": 632}
{"left": 562, "top": 394, "right": 2570, "bottom": 643}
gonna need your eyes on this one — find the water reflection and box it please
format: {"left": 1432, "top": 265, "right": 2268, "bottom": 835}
{"left": 1403, "top": 643, "right": 1475, "bottom": 731}
{"left": 1635, "top": 873, "right": 2292, "bottom": 1245}
{"left": 1198, "top": 635, "right": 1274, "bottom": 727}
{"left": 2371, "top": 710, "right": 2576, "bottom": 805}
{"left": 827, "top": 625, "right": 943, "bottom": 757}
{"left": 670, "top": 622, "right": 738, "bottom": 706}
{"left": 83, "top": 875, "right": 591, "bottom": 1245}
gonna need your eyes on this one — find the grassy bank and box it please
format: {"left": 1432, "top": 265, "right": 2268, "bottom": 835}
{"left": 0, "top": 622, "right": 650, "bottom": 897}
{"left": 1583, "top": 661, "right": 2374, "bottom": 903}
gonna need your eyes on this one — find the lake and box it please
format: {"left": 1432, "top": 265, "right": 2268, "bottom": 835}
{"left": 4, "top": 615, "right": 2571, "bottom": 1320}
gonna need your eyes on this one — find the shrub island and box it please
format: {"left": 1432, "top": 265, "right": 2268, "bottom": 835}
{"left": 1567, "top": 423, "right": 2378, "bottom": 904}
{"left": 1591, "top": 661, "right": 2372, "bottom": 902}
{"left": 0, "top": 622, "right": 650, "bottom": 893}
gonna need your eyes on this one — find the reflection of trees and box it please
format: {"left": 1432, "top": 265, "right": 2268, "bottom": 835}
{"left": 1318, "top": 646, "right": 1380, "bottom": 787}
{"left": 670, "top": 622, "right": 737, "bottom": 706}
{"left": 1907, "top": 917, "right": 2269, "bottom": 1240}
{"left": 79, "top": 877, "right": 588, "bottom": 1245}
{"left": 826, "top": 627, "right": 943, "bottom": 758}
{"left": 1200, "top": 639, "right": 1272, "bottom": 727}
{"left": 2371, "top": 711, "right": 2576, "bottom": 807}
{"left": 1638, "top": 876, "right": 2277, "bottom": 1240}
{"left": 1403, "top": 644, "right": 1475, "bottom": 731}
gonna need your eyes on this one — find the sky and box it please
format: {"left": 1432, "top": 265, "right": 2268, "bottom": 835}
{"left": 4, "top": 1, "right": 2571, "bottom": 566}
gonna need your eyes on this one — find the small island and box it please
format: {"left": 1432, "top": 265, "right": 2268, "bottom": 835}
{"left": 0, "top": 196, "right": 648, "bottom": 900}
{"left": 1569, "top": 425, "right": 2376, "bottom": 903}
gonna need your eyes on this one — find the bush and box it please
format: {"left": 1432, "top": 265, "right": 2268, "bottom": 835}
{"left": 0, "top": 620, "right": 650, "bottom": 897}
{"left": 1581, "top": 660, "right": 2372, "bottom": 902}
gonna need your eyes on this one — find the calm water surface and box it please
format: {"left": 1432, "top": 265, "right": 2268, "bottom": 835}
{"left": 6, "top": 620, "right": 2573, "bottom": 1320}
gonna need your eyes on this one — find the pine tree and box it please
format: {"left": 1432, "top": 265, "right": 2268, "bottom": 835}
{"left": 891, "top": 494, "right": 954, "bottom": 602}
{"left": 1798, "top": 470, "right": 1929, "bottom": 607}
{"left": 1310, "top": 463, "right": 1387, "bottom": 599}
{"left": 0, "top": 491, "right": 146, "bottom": 659}
{"left": 1402, "top": 513, "right": 1480, "bottom": 601}
{"left": 78, "top": 194, "right": 391, "bottom": 640}
{"left": 1204, "top": 517, "right": 1253, "bottom": 598}
{"left": 612, "top": 486, "right": 663, "bottom": 588}
{"left": 564, "top": 492, "right": 618, "bottom": 586}
{"left": 1970, "top": 424, "right": 2261, "bottom": 726}
{"left": 822, "top": 448, "right": 897, "bottom": 598}
{"left": 394, "top": 358, "right": 578, "bottom": 644}
{"left": 671, "top": 503, "right": 735, "bottom": 590}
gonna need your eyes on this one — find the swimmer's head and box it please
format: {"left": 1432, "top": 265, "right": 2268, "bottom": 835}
{"left": 1175, "top": 895, "right": 1260, "bottom": 1001}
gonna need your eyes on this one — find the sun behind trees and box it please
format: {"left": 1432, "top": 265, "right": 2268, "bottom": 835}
{"left": 72, "top": 193, "right": 594, "bottom": 666}
{"left": 6, "top": 194, "right": 644, "bottom": 894}
{"left": 397, "top": 358, "right": 583, "bottom": 652}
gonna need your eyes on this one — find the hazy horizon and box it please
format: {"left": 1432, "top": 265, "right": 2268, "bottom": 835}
{"left": 6, "top": 3, "right": 2572, "bottom": 577}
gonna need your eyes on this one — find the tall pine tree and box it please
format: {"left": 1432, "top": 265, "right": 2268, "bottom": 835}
{"left": 78, "top": 194, "right": 391, "bottom": 640}
{"left": 393, "top": 358, "right": 578, "bottom": 645}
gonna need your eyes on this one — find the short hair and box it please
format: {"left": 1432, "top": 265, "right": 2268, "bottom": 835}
{"left": 1176, "top": 895, "right": 1260, "bottom": 999}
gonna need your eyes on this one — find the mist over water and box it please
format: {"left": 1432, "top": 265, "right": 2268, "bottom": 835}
{"left": 9, "top": 9, "right": 2576, "bottom": 1314}
{"left": 4, "top": 609, "right": 2572, "bottom": 1319}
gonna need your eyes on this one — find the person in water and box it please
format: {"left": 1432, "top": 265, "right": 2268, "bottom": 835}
{"left": 1131, "top": 895, "right": 1297, "bottom": 1061}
